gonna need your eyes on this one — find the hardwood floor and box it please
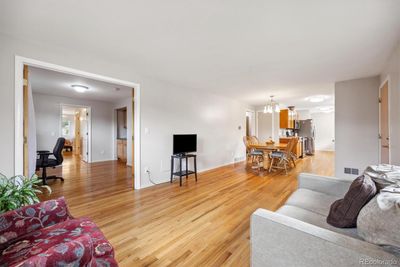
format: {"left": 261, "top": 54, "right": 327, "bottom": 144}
{"left": 39, "top": 151, "right": 334, "bottom": 266}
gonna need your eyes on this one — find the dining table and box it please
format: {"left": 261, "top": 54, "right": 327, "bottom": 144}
{"left": 249, "top": 142, "right": 288, "bottom": 170}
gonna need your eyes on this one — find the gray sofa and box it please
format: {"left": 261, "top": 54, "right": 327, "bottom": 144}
{"left": 250, "top": 173, "right": 400, "bottom": 267}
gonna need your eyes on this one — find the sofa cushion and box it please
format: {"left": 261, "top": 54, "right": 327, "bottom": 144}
{"left": 327, "top": 175, "right": 377, "bottom": 228}
{"left": 357, "top": 195, "right": 400, "bottom": 248}
{"left": 0, "top": 217, "right": 116, "bottom": 267}
{"left": 277, "top": 205, "right": 360, "bottom": 239}
{"left": 285, "top": 188, "right": 338, "bottom": 216}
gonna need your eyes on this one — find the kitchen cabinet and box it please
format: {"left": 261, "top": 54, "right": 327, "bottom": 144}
{"left": 117, "top": 139, "right": 127, "bottom": 162}
{"left": 280, "top": 109, "right": 297, "bottom": 129}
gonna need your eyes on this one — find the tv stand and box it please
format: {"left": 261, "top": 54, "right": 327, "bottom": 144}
{"left": 170, "top": 154, "right": 197, "bottom": 186}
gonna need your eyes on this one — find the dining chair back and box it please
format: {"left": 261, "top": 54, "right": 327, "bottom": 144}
{"left": 269, "top": 137, "right": 298, "bottom": 174}
{"left": 250, "top": 136, "right": 259, "bottom": 145}
{"left": 243, "top": 136, "right": 264, "bottom": 170}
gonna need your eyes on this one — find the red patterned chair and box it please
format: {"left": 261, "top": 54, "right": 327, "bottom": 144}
{"left": 0, "top": 197, "right": 117, "bottom": 266}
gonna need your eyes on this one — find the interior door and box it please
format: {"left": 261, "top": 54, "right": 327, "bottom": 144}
{"left": 81, "top": 109, "right": 89, "bottom": 162}
{"left": 380, "top": 81, "right": 389, "bottom": 163}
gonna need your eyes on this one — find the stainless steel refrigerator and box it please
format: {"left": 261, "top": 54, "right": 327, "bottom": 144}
{"left": 298, "top": 119, "right": 315, "bottom": 155}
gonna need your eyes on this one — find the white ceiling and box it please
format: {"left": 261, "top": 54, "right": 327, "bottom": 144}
{"left": 30, "top": 67, "right": 132, "bottom": 103}
{"left": 1, "top": 0, "right": 400, "bottom": 106}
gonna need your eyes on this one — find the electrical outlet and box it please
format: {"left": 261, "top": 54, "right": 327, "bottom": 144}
{"left": 344, "top": 167, "right": 351, "bottom": 174}
{"left": 144, "top": 166, "right": 150, "bottom": 173}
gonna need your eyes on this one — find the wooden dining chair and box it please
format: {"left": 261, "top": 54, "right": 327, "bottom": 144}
{"left": 243, "top": 136, "right": 252, "bottom": 161}
{"left": 250, "top": 136, "right": 260, "bottom": 145}
{"left": 243, "top": 136, "right": 264, "bottom": 169}
{"left": 268, "top": 137, "right": 298, "bottom": 174}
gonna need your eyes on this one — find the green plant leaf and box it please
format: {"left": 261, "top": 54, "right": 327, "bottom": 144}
{"left": 0, "top": 173, "right": 51, "bottom": 213}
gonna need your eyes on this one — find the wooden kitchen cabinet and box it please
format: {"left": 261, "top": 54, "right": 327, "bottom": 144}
{"left": 280, "top": 109, "right": 297, "bottom": 129}
{"left": 279, "top": 109, "right": 296, "bottom": 129}
{"left": 117, "top": 139, "right": 127, "bottom": 162}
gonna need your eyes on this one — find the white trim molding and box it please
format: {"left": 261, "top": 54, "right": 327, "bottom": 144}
{"left": 14, "top": 55, "right": 142, "bottom": 189}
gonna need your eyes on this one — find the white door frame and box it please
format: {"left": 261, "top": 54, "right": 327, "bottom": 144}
{"left": 378, "top": 76, "right": 391, "bottom": 164}
{"left": 60, "top": 104, "right": 92, "bottom": 163}
{"left": 15, "top": 55, "right": 141, "bottom": 189}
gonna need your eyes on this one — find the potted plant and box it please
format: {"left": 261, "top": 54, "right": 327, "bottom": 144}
{"left": 0, "top": 174, "right": 51, "bottom": 214}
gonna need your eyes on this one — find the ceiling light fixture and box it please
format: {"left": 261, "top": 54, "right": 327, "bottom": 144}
{"left": 71, "top": 84, "right": 89, "bottom": 93}
{"left": 264, "top": 95, "right": 280, "bottom": 114}
{"left": 319, "top": 106, "right": 334, "bottom": 113}
{"left": 305, "top": 95, "right": 328, "bottom": 103}
{"left": 319, "top": 106, "right": 332, "bottom": 111}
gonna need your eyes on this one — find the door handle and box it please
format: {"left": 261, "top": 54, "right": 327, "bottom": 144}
{"left": 382, "top": 145, "right": 389, "bottom": 148}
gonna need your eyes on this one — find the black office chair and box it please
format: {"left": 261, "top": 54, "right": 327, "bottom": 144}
{"left": 36, "top": 137, "right": 65, "bottom": 185}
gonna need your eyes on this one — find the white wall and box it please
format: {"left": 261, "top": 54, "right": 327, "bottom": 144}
{"left": 140, "top": 78, "right": 251, "bottom": 187}
{"left": 335, "top": 76, "right": 380, "bottom": 178}
{"left": 380, "top": 41, "right": 400, "bottom": 165}
{"left": 310, "top": 112, "right": 334, "bottom": 151}
{"left": 33, "top": 93, "right": 115, "bottom": 162}
{"left": 255, "top": 107, "right": 279, "bottom": 143}
{"left": 0, "top": 33, "right": 252, "bottom": 188}
{"left": 297, "top": 109, "right": 311, "bottom": 120}
{"left": 257, "top": 112, "right": 273, "bottom": 142}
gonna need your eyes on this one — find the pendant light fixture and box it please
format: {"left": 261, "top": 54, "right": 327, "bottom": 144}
{"left": 264, "top": 95, "right": 280, "bottom": 114}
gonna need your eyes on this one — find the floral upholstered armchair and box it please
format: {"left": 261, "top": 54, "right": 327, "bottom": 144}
{"left": 0, "top": 197, "right": 117, "bottom": 266}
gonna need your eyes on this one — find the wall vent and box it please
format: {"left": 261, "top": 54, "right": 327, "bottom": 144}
{"left": 351, "top": 168, "right": 359, "bottom": 175}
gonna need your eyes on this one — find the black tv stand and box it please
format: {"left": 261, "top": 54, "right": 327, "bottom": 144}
{"left": 170, "top": 154, "right": 197, "bottom": 186}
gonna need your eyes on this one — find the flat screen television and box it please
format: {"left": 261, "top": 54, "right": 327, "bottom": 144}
{"left": 173, "top": 134, "right": 197, "bottom": 155}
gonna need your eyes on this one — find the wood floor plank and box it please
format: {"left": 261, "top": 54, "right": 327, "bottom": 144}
{"left": 39, "top": 151, "right": 334, "bottom": 266}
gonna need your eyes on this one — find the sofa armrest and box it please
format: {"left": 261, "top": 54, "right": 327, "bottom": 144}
{"left": 298, "top": 173, "right": 352, "bottom": 197}
{"left": 0, "top": 197, "right": 72, "bottom": 249}
{"left": 251, "top": 208, "right": 399, "bottom": 267}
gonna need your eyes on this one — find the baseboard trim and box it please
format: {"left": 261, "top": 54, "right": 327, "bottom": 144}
{"left": 139, "top": 159, "right": 246, "bottom": 189}
{"left": 90, "top": 158, "right": 117, "bottom": 164}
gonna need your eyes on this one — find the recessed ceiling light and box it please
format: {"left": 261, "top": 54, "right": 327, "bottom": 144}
{"left": 71, "top": 84, "right": 89, "bottom": 93}
{"left": 319, "top": 106, "right": 332, "bottom": 111}
{"left": 305, "top": 95, "right": 328, "bottom": 103}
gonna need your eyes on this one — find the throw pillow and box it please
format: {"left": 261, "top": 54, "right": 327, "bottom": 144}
{"left": 327, "top": 175, "right": 377, "bottom": 228}
{"left": 357, "top": 195, "right": 400, "bottom": 248}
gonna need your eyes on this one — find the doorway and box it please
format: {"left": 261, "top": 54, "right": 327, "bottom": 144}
{"left": 61, "top": 105, "right": 91, "bottom": 163}
{"left": 115, "top": 107, "right": 128, "bottom": 163}
{"left": 379, "top": 80, "right": 390, "bottom": 164}
{"left": 15, "top": 56, "right": 141, "bottom": 189}
{"left": 245, "top": 111, "right": 255, "bottom": 137}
